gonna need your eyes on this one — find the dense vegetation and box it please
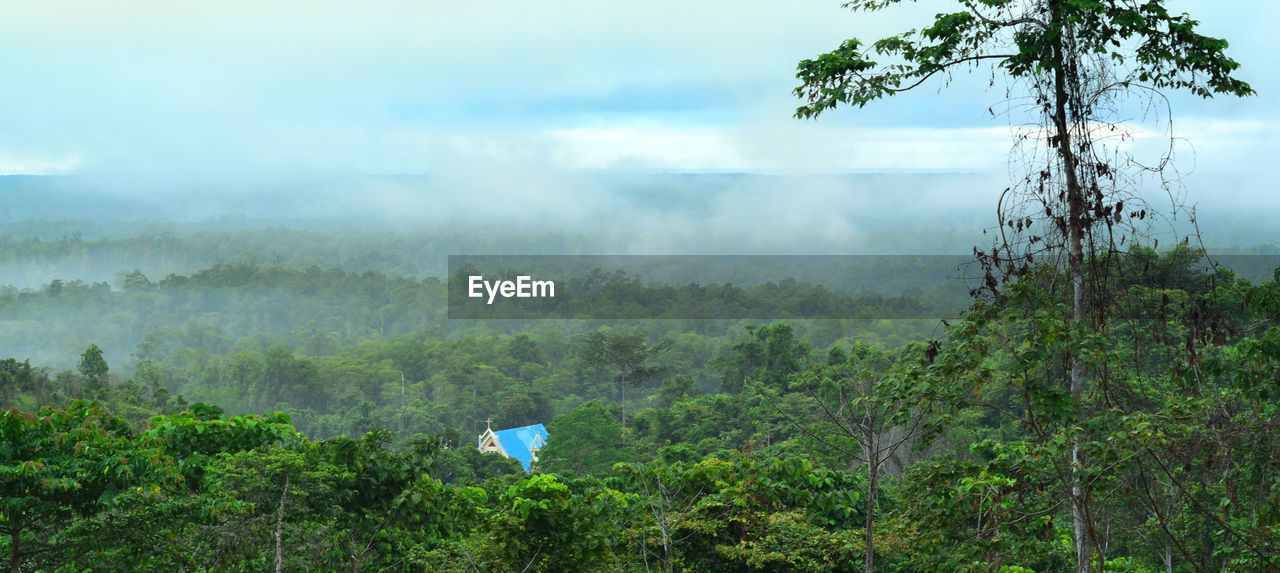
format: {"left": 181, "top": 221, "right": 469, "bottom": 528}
{"left": 2, "top": 0, "right": 1276, "bottom": 568}
{"left": 2, "top": 232, "right": 1278, "bottom": 570}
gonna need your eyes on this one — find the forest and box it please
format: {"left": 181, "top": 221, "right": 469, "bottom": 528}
{"left": 2, "top": 239, "right": 1278, "bottom": 572}
{"left": 3, "top": 0, "right": 1279, "bottom": 571}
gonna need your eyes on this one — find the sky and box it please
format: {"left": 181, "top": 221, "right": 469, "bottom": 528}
{"left": 0, "top": 1, "right": 1275, "bottom": 189}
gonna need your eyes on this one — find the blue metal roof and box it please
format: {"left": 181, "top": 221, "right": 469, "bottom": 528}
{"left": 493, "top": 423, "right": 548, "bottom": 472}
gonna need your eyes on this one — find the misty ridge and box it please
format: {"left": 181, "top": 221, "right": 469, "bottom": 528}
{"left": 1, "top": 171, "right": 1276, "bottom": 290}
{"left": 2, "top": 170, "right": 1276, "bottom": 374}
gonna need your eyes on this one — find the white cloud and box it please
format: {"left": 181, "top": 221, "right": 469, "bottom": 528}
{"left": 0, "top": 0, "right": 1272, "bottom": 180}
{"left": 547, "top": 126, "right": 744, "bottom": 171}
{"left": 542, "top": 122, "right": 1014, "bottom": 172}
{"left": 0, "top": 150, "right": 82, "bottom": 175}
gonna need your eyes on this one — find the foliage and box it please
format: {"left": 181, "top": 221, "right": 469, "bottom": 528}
{"left": 794, "top": 0, "right": 1252, "bottom": 118}
{"left": 0, "top": 401, "right": 177, "bottom": 572}
{"left": 580, "top": 326, "right": 668, "bottom": 435}
{"left": 0, "top": 233, "right": 1277, "bottom": 570}
{"left": 614, "top": 456, "right": 865, "bottom": 572}
{"left": 483, "top": 474, "right": 628, "bottom": 572}
{"left": 538, "top": 400, "right": 632, "bottom": 477}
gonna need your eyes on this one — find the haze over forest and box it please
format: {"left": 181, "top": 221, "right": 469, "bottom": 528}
{"left": 2, "top": 1, "right": 1278, "bottom": 572}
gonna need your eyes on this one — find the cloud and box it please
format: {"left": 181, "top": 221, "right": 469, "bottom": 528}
{"left": 0, "top": 0, "right": 1272, "bottom": 182}
{"left": 546, "top": 126, "right": 743, "bottom": 171}
{"left": 0, "top": 149, "right": 82, "bottom": 175}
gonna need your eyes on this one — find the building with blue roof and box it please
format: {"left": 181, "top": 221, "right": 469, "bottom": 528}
{"left": 478, "top": 420, "right": 548, "bottom": 472}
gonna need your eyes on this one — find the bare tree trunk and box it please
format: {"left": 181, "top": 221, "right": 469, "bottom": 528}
{"left": 1049, "top": 2, "right": 1091, "bottom": 570}
{"left": 276, "top": 474, "right": 289, "bottom": 573}
{"left": 864, "top": 424, "right": 878, "bottom": 573}
{"left": 10, "top": 528, "right": 20, "bottom": 573}
{"left": 349, "top": 531, "right": 362, "bottom": 573}
{"left": 620, "top": 374, "right": 628, "bottom": 441}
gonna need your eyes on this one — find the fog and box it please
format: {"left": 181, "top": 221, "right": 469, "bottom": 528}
{"left": 2, "top": 1, "right": 1275, "bottom": 181}
{"left": 1, "top": 0, "right": 1276, "bottom": 372}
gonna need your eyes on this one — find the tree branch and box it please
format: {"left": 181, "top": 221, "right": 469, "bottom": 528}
{"left": 889, "top": 54, "right": 1018, "bottom": 94}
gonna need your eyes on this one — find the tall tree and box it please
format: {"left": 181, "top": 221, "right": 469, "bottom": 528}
{"left": 781, "top": 343, "right": 931, "bottom": 573}
{"left": 716, "top": 323, "right": 809, "bottom": 394}
{"left": 794, "top": 2, "right": 1252, "bottom": 571}
{"left": 77, "top": 344, "right": 109, "bottom": 398}
{"left": 580, "top": 328, "right": 666, "bottom": 439}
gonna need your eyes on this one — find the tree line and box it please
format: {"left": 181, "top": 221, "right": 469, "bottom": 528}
{"left": 3, "top": 247, "right": 1278, "bottom": 571}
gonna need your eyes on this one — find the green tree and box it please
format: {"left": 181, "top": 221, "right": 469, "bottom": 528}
{"left": 0, "top": 401, "right": 176, "bottom": 573}
{"left": 77, "top": 343, "right": 109, "bottom": 398}
{"left": 715, "top": 323, "right": 809, "bottom": 394}
{"left": 779, "top": 342, "right": 931, "bottom": 573}
{"left": 144, "top": 403, "right": 296, "bottom": 488}
{"left": 895, "top": 263, "right": 1280, "bottom": 571}
{"left": 483, "top": 474, "right": 627, "bottom": 572}
{"left": 655, "top": 374, "right": 701, "bottom": 408}
{"left": 795, "top": 3, "right": 1253, "bottom": 571}
{"left": 0, "top": 359, "right": 42, "bottom": 406}
{"left": 580, "top": 328, "right": 666, "bottom": 438}
{"left": 433, "top": 444, "right": 526, "bottom": 486}
{"left": 321, "top": 429, "right": 447, "bottom": 573}
{"left": 202, "top": 442, "right": 424, "bottom": 573}
{"left": 132, "top": 359, "right": 170, "bottom": 407}
{"left": 614, "top": 457, "right": 864, "bottom": 572}
{"left": 538, "top": 401, "right": 631, "bottom": 477}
